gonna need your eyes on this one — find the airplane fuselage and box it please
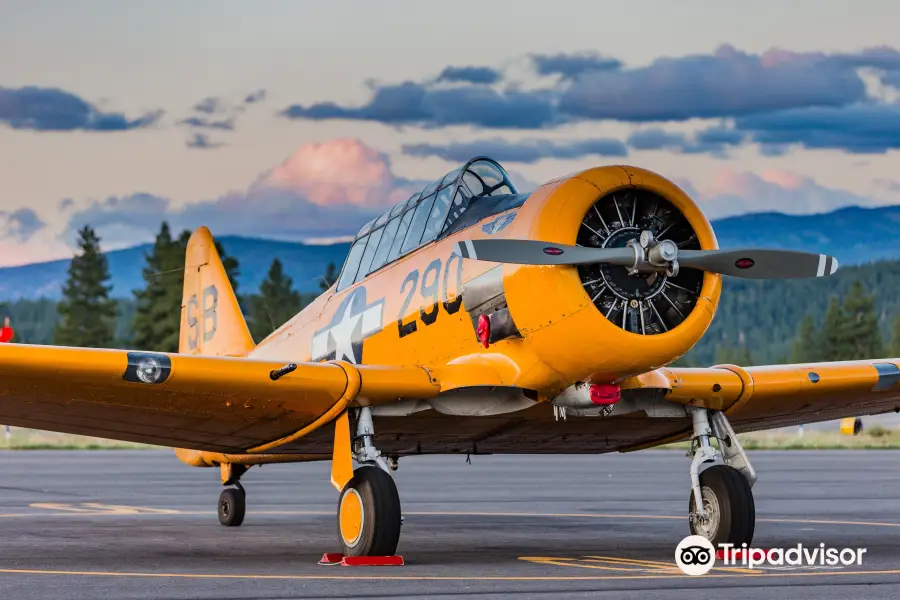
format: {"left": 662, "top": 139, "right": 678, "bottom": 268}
{"left": 250, "top": 164, "right": 723, "bottom": 399}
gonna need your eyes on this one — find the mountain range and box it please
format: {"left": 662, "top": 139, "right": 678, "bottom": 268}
{"left": 1, "top": 204, "right": 898, "bottom": 301}
{"left": 0, "top": 237, "right": 350, "bottom": 300}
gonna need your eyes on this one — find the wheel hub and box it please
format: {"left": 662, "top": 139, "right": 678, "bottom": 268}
{"left": 339, "top": 488, "right": 365, "bottom": 548}
{"left": 694, "top": 487, "right": 721, "bottom": 540}
{"left": 577, "top": 189, "right": 703, "bottom": 335}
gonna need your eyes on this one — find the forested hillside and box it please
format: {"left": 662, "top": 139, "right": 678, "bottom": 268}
{"left": 681, "top": 259, "right": 900, "bottom": 365}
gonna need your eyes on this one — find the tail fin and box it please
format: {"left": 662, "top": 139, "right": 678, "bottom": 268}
{"left": 179, "top": 227, "right": 255, "bottom": 357}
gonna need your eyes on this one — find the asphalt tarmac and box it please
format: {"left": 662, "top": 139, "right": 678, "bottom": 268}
{"left": 2, "top": 450, "right": 900, "bottom": 599}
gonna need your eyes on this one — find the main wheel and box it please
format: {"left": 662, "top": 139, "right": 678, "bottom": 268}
{"left": 688, "top": 464, "right": 755, "bottom": 546}
{"left": 336, "top": 465, "right": 401, "bottom": 556}
{"left": 218, "top": 487, "right": 246, "bottom": 527}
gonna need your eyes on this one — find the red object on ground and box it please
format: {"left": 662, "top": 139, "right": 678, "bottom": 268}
{"left": 589, "top": 383, "right": 621, "bottom": 405}
{"left": 0, "top": 327, "right": 13, "bottom": 343}
{"left": 318, "top": 553, "right": 405, "bottom": 567}
{"left": 341, "top": 556, "right": 405, "bottom": 567}
{"left": 716, "top": 548, "right": 773, "bottom": 561}
{"left": 476, "top": 314, "right": 491, "bottom": 348}
{"left": 318, "top": 553, "right": 344, "bottom": 565}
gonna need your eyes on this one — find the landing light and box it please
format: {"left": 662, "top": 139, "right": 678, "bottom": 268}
{"left": 589, "top": 383, "right": 621, "bottom": 405}
{"left": 136, "top": 356, "right": 164, "bottom": 384}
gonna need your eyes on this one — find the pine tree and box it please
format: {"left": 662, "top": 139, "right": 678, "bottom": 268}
{"left": 821, "top": 297, "right": 847, "bottom": 361}
{"left": 840, "top": 280, "right": 884, "bottom": 359}
{"left": 249, "top": 258, "right": 302, "bottom": 341}
{"left": 320, "top": 262, "right": 338, "bottom": 291}
{"left": 54, "top": 225, "right": 118, "bottom": 348}
{"left": 790, "top": 314, "right": 821, "bottom": 363}
{"left": 714, "top": 344, "right": 752, "bottom": 366}
{"left": 132, "top": 222, "right": 184, "bottom": 352}
{"left": 891, "top": 314, "right": 900, "bottom": 356}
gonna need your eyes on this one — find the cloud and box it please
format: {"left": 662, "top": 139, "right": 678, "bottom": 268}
{"left": 0, "top": 209, "right": 46, "bottom": 242}
{"left": 278, "top": 45, "right": 900, "bottom": 141}
{"left": 193, "top": 96, "right": 223, "bottom": 114}
{"left": 627, "top": 127, "right": 744, "bottom": 157}
{"left": 63, "top": 139, "right": 416, "bottom": 247}
{"left": 436, "top": 66, "right": 501, "bottom": 85}
{"left": 732, "top": 103, "right": 900, "bottom": 153}
{"left": 559, "top": 45, "right": 867, "bottom": 122}
{"left": 244, "top": 89, "right": 267, "bottom": 104}
{"left": 530, "top": 52, "right": 622, "bottom": 78}
{"left": 403, "top": 137, "right": 627, "bottom": 163}
{"left": 255, "top": 138, "right": 412, "bottom": 206}
{"left": 695, "top": 168, "right": 880, "bottom": 219}
{"left": 180, "top": 116, "right": 235, "bottom": 130}
{"left": 282, "top": 82, "right": 556, "bottom": 129}
{"left": 875, "top": 178, "right": 900, "bottom": 193}
{"left": 0, "top": 86, "right": 162, "bottom": 132}
{"left": 186, "top": 133, "right": 224, "bottom": 149}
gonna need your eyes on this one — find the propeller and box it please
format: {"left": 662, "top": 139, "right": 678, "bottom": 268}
{"left": 453, "top": 231, "right": 839, "bottom": 280}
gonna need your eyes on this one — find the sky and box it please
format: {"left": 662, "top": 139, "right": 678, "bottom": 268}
{"left": 1, "top": 0, "right": 899, "bottom": 267}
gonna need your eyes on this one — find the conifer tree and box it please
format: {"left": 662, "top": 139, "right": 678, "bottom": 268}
{"left": 821, "top": 297, "right": 847, "bottom": 361}
{"left": 132, "top": 222, "right": 184, "bottom": 352}
{"left": 891, "top": 314, "right": 900, "bottom": 356}
{"left": 790, "top": 314, "right": 821, "bottom": 363}
{"left": 54, "top": 225, "right": 118, "bottom": 348}
{"left": 840, "top": 280, "right": 884, "bottom": 359}
{"left": 250, "top": 258, "right": 302, "bottom": 341}
{"left": 714, "top": 344, "right": 752, "bottom": 366}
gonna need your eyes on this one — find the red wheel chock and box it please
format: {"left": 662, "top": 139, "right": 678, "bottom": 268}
{"left": 319, "top": 553, "right": 404, "bottom": 566}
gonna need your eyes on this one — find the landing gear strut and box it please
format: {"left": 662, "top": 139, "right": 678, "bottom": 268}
{"left": 335, "top": 407, "right": 402, "bottom": 556}
{"left": 218, "top": 463, "right": 248, "bottom": 527}
{"left": 686, "top": 407, "right": 755, "bottom": 546}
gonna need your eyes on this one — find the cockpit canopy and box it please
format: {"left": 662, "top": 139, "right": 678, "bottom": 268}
{"left": 336, "top": 157, "right": 521, "bottom": 291}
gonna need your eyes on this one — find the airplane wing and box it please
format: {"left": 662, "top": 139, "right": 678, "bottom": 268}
{"left": 661, "top": 359, "right": 900, "bottom": 433}
{"left": 0, "top": 343, "right": 439, "bottom": 453}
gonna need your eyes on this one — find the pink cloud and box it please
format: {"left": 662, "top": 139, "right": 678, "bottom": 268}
{"left": 255, "top": 138, "right": 410, "bottom": 207}
{"left": 60, "top": 138, "right": 420, "bottom": 249}
{"left": 696, "top": 167, "right": 877, "bottom": 219}
{"left": 759, "top": 169, "right": 806, "bottom": 190}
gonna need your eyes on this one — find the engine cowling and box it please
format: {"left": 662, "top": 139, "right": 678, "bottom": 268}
{"left": 502, "top": 165, "right": 722, "bottom": 385}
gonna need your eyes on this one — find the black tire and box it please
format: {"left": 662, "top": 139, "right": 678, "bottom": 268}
{"left": 336, "top": 466, "right": 401, "bottom": 556}
{"left": 688, "top": 464, "right": 755, "bottom": 546}
{"left": 218, "top": 487, "right": 246, "bottom": 527}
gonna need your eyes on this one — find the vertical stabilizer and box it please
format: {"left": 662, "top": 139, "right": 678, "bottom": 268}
{"left": 179, "top": 227, "right": 255, "bottom": 357}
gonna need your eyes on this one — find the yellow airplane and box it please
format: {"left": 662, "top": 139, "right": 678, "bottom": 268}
{"left": 1, "top": 158, "right": 895, "bottom": 558}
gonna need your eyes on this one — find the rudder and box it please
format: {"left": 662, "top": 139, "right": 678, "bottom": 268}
{"left": 179, "top": 227, "right": 255, "bottom": 357}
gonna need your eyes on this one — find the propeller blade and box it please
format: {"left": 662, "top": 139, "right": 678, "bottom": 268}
{"left": 454, "top": 239, "right": 840, "bottom": 280}
{"left": 454, "top": 239, "right": 635, "bottom": 266}
{"left": 678, "top": 249, "right": 839, "bottom": 279}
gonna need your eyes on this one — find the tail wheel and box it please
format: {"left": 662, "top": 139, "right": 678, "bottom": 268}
{"left": 688, "top": 464, "right": 755, "bottom": 546}
{"left": 218, "top": 487, "right": 246, "bottom": 527}
{"left": 337, "top": 466, "right": 401, "bottom": 556}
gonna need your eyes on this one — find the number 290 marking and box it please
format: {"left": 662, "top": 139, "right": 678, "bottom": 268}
{"left": 397, "top": 255, "right": 463, "bottom": 338}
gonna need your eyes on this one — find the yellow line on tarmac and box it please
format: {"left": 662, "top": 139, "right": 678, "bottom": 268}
{"left": 581, "top": 555, "right": 756, "bottom": 575}
{"left": 1, "top": 567, "right": 900, "bottom": 582}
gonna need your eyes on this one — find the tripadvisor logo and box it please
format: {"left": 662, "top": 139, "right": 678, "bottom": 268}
{"left": 675, "top": 535, "right": 716, "bottom": 575}
{"left": 675, "top": 536, "right": 868, "bottom": 575}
